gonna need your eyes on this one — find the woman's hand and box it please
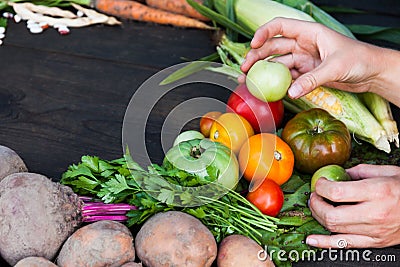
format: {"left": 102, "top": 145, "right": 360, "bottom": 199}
{"left": 240, "top": 18, "right": 400, "bottom": 106}
{"left": 307, "top": 164, "right": 400, "bottom": 248}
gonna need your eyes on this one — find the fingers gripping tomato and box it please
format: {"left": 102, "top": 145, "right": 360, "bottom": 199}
{"left": 281, "top": 108, "right": 352, "bottom": 174}
{"left": 239, "top": 133, "right": 294, "bottom": 185}
{"left": 209, "top": 113, "right": 254, "bottom": 154}
{"left": 246, "top": 179, "right": 284, "bottom": 217}
{"left": 227, "top": 83, "right": 284, "bottom": 133}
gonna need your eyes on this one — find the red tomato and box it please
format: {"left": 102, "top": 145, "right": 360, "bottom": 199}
{"left": 199, "top": 111, "right": 222, "bottom": 137}
{"left": 226, "top": 83, "right": 284, "bottom": 133}
{"left": 246, "top": 179, "right": 284, "bottom": 217}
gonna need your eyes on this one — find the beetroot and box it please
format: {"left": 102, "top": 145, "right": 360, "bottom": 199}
{"left": 0, "top": 172, "right": 83, "bottom": 265}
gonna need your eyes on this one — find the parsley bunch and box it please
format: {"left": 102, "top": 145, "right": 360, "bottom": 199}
{"left": 61, "top": 155, "right": 278, "bottom": 243}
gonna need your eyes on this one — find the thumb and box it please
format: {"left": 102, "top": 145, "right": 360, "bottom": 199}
{"left": 288, "top": 60, "right": 337, "bottom": 98}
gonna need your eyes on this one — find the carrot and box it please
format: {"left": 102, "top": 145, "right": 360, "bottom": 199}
{"left": 145, "top": 0, "right": 210, "bottom": 21}
{"left": 93, "top": 0, "right": 213, "bottom": 29}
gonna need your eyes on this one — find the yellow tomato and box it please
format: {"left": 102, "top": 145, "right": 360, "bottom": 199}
{"left": 209, "top": 113, "right": 254, "bottom": 154}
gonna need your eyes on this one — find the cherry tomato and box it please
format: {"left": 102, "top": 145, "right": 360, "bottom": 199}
{"left": 239, "top": 133, "right": 294, "bottom": 185}
{"left": 209, "top": 113, "right": 254, "bottom": 154}
{"left": 199, "top": 111, "right": 222, "bottom": 137}
{"left": 226, "top": 83, "right": 284, "bottom": 133}
{"left": 246, "top": 179, "right": 284, "bottom": 217}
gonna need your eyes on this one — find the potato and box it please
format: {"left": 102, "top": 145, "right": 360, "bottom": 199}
{"left": 14, "top": 256, "right": 58, "bottom": 267}
{"left": 0, "top": 145, "right": 27, "bottom": 181}
{"left": 135, "top": 211, "right": 217, "bottom": 267}
{"left": 217, "top": 235, "right": 275, "bottom": 267}
{"left": 57, "top": 220, "right": 135, "bottom": 267}
{"left": 0, "top": 173, "right": 82, "bottom": 266}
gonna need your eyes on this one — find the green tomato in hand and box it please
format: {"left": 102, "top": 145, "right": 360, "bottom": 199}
{"left": 311, "top": 164, "right": 351, "bottom": 192}
{"left": 164, "top": 138, "right": 239, "bottom": 190}
{"left": 246, "top": 60, "right": 292, "bottom": 102}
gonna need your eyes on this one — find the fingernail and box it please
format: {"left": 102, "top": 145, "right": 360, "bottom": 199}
{"left": 307, "top": 192, "right": 314, "bottom": 207}
{"left": 288, "top": 84, "right": 302, "bottom": 98}
{"left": 306, "top": 237, "right": 318, "bottom": 247}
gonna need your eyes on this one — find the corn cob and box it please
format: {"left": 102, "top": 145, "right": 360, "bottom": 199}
{"left": 214, "top": 0, "right": 314, "bottom": 34}
{"left": 359, "top": 92, "right": 399, "bottom": 147}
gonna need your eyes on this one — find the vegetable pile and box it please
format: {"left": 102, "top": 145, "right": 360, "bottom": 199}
{"left": 164, "top": 0, "right": 400, "bottom": 153}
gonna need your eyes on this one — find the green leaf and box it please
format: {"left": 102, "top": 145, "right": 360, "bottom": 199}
{"left": 277, "top": 209, "right": 314, "bottom": 226}
{"left": 278, "top": 0, "right": 355, "bottom": 38}
{"left": 159, "top": 52, "right": 219, "bottom": 85}
{"left": 185, "top": 207, "right": 207, "bottom": 219}
{"left": 102, "top": 174, "right": 131, "bottom": 194}
{"left": 98, "top": 160, "right": 116, "bottom": 172}
{"left": 296, "top": 219, "right": 330, "bottom": 235}
{"left": 81, "top": 156, "right": 100, "bottom": 172}
{"left": 0, "top": 18, "right": 7, "bottom": 28}
{"left": 281, "top": 174, "right": 307, "bottom": 193}
{"left": 225, "top": 0, "right": 238, "bottom": 41}
{"left": 158, "top": 188, "right": 175, "bottom": 204}
{"left": 346, "top": 24, "right": 400, "bottom": 45}
{"left": 186, "top": 0, "right": 253, "bottom": 39}
{"left": 62, "top": 165, "right": 97, "bottom": 180}
{"left": 319, "top": 5, "right": 366, "bottom": 14}
{"left": 180, "top": 190, "right": 193, "bottom": 205}
{"left": 70, "top": 176, "right": 99, "bottom": 191}
{"left": 126, "top": 209, "right": 145, "bottom": 226}
{"left": 280, "top": 183, "right": 311, "bottom": 212}
{"left": 159, "top": 61, "right": 212, "bottom": 85}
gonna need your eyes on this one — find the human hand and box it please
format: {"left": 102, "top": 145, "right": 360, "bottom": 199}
{"left": 307, "top": 164, "right": 400, "bottom": 248}
{"left": 239, "top": 17, "right": 387, "bottom": 99}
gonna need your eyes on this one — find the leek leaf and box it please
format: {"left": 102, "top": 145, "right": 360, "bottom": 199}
{"left": 346, "top": 25, "right": 400, "bottom": 45}
{"left": 186, "top": 0, "right": 253, "bottom": 39}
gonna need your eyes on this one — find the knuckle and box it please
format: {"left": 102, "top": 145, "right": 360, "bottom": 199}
{"left": 303, "top": 73, "right": 319, "bottom": 90}
{"left": 323, "top": 211, "right": 340, "bottom": 232}
{"left": 326, "top": 184, "right": 345, "bottom": 202}
{"left": 376, "top": 183, "right": 392, "bottom": 198}
{"left": 372, "top": 210, "right": 390, "bottom": 225}
{"left": 372, "top": 237, "right": 387, "bottom": 248}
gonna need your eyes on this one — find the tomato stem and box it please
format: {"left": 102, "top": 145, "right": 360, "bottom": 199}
{"left": 274, "top": 151, "right": 282, "bottom": 161}
{"left": 310, "top": 120, "right": 324, "bottom": 135}
{"left": 213, "top": 130, "right": 220, "bottom": 140}
{"left": 190, "top": 146, "right": 202, "bottom": 158}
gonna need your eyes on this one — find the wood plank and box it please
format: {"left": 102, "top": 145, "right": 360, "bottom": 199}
{"left": 0, "top": 46, "right": 148, "bottom": 179}
{"left": 3, "top": 20, "right": 217, "bottom": 68}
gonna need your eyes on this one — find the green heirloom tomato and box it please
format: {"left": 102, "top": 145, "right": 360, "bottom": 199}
{"left": 281, "top": 108, "right": 352, "bottom": 174}
{"left": 164, "top": 139, "right": 239, "bottom": 190}
{"left": 311, "top": 164, "right": 351, "bottom": 192}
{"left": 173, "top": 130, "right": 205, "bottom": 146}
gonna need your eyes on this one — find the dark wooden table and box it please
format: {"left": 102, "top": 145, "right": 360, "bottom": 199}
{"left": 0, "top": 1, "right": 399, "bottom": 266}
